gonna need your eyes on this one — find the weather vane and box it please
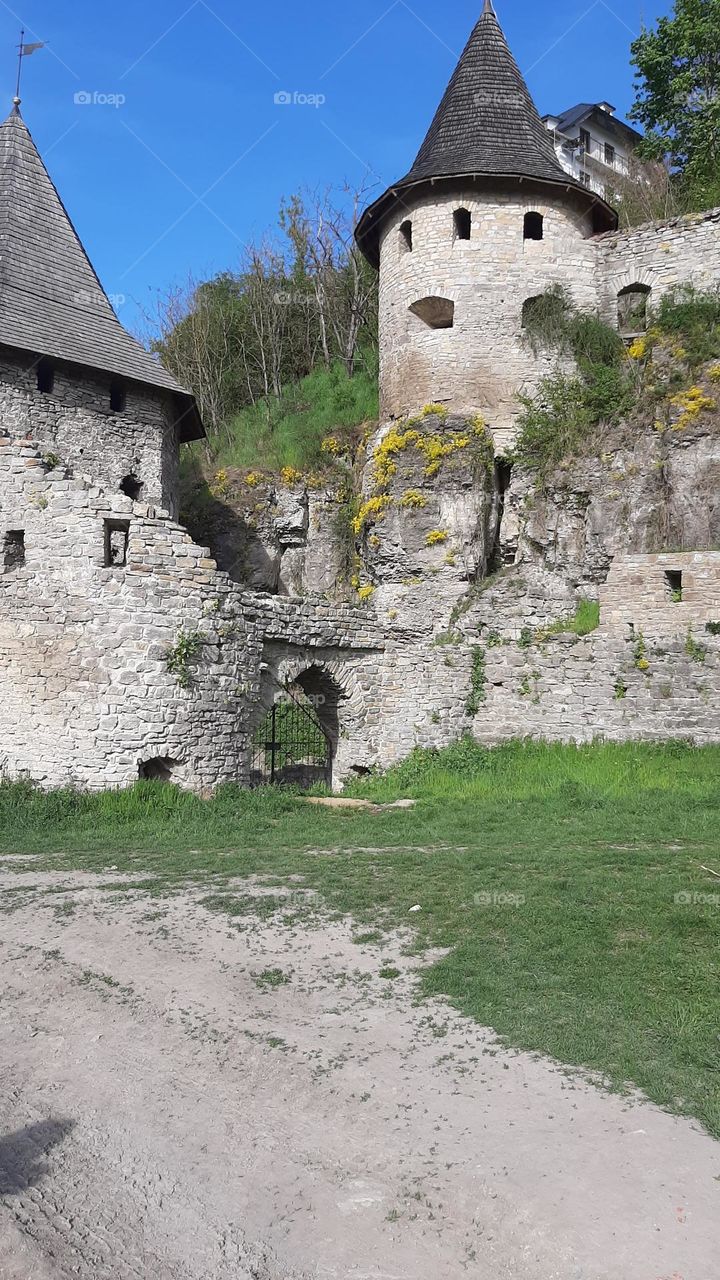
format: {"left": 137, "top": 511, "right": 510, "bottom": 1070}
{"left": 13, "top": 28, "right": 46, "bottom": 110}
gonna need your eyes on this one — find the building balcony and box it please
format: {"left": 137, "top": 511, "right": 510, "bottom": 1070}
{"left": 579, "top": 140, "right": 629, "bottom": 176}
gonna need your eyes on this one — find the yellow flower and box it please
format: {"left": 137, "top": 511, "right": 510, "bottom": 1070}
{"left": 244, "top": 470, "right": 262, "bottom": 487}
{"left": 280, "top": 466, "right": 302, "bottom": 485}
{"left": 400, "top": 489, "right": 427, "bottom": 509}
{"left": 352, "top": 494, "right": 392, "bottom": 534}
{"left": 357, "top": 584, "right": 375, "bottom": 602}
{"left": 425, "top": 529, "right": 448, "bottom": 546}
{"left": 320, "top": 435, "right": 342, "bottom": 456}
{"left": 626, "top": 337, "right": 647, "bottom": 360}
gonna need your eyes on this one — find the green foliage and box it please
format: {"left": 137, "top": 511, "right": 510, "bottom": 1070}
{"left": 630, "top": 0, "right": 720, "bottom": 212}
{"left": 685, "top": 629, "right": 708, "bottom": 663}
{"left": 515, "top": 374, "right": 592, "bottom": 474}
{"left": 655, "top": 285, "right": 720, "bottom": 366}
{"left": 465, "top": 647, "right": 486, "bottom": 717}
{"left": 705, "top": 621, "right": 720, "bottom": 635}
{"left": 165, "top": 629, "right": 205, "bottom": 689}
{"left": 203, "top": 361, "right": 378, "bottom": 473}
{"left": 538, "top": 599, "right": 600, "bottom": 639}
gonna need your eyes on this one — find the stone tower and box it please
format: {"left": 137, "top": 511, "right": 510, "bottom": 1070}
{"left": 0, "top": 104, "right": 203, "bottom": 515}
{"left": 356, "top": 1, "right": 618, "bottom": 448}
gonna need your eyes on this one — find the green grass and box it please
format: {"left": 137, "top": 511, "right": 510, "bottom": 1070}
{"left": 539, "top": 598, "right": 601, "bottom": 638}
{"left": 1, "top": 739, "right": 719, "bottom": 1136}
{"left": 204, "top": 361, "right": 378, "bottom": 473}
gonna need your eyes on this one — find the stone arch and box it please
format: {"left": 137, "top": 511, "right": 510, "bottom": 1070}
{"left": 617, "top": 281, "right": 652, "bottom": 334}
{"left": 409, "top": 296, "right": 455, "bottom": 330}
{"left": 250, "top": 649, "right": 374, "bottom": 789}
{"left": 523, "top": 211, "right": 544, "bottom": 241}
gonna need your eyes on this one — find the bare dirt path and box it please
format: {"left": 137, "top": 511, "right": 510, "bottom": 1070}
{"left": 0, "top": 865, "right": 718, "bottom": 1280}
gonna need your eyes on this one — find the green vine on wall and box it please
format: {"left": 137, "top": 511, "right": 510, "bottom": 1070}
{"left": 465, "top": 646, "right": 487, "bottom": 717}
{"left": 165, "top": 629, "right": 205, "bottom": 689}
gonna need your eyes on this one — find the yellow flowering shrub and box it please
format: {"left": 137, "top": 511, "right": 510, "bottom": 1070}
{"left": 352, "top": 494, "right": 391, "bottom": 534}
{"left": 708, "top": 364, "right": 720, "bottom": 382}
{"left": 425, "top": 529, "right": 448, "bottom": 545}
{"left": 357, "top": 584, "right": 375, "bottom": 602}
{"left": 669, "top": 386, "right": 717, "bottom": 431}
{"left": 280, "top": 466, "right": 302, "bottom": 485}
{"left": 400, "top": 489, "right": 427, "bottom": 509}
{"left": 244, "top": 470, "right": 262, "bottom": 487}
{"left": 210, "top": 468, "right": 230, "bottom": 497}
{"left": 626, "top": 337, "right": 648, "bottom": 360}
{"left": 320, "top": 436, "right": 342, "bottom": 456}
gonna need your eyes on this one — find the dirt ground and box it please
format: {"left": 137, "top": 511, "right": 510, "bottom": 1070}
{"left": 0, "top": 862, "right": 718, "bottom": 1280}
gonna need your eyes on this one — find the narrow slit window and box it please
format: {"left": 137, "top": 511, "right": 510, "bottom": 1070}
{"left": 3, "top": 530, "right": 25, "bottom": 570}
{"left": 453, "top": 207, "right": 471, "bottom": 240}
{"left": 104, "top": 519, "right": 130, "bottom": 568}
{"left": 523, "top": 212, "right": 544, "bottom": 241}
{"left": 110, "top": 379, "right": 127, "bottom": 413}
{"left": 399, "top": 220, "right": 413, "bottom": 253}
{"left": 36, "top": 358, "right": 54, "bottom": 394}
{"left": 665, "top": 569, "right": 683, "bottom": 602}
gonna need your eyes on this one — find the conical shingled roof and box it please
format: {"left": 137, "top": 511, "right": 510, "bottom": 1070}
{"left": 0, "top": 108, "right": 202, "bottom": 439}
{"left": 356, "top": 3, "right": 616, "bottom": 265}
{"left": 404, "top": 0, "right": 569, "bottom": 186}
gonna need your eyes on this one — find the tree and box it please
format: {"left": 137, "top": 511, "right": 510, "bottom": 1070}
{"left": 630, "top": 0, "right": 720, "bottom": 211}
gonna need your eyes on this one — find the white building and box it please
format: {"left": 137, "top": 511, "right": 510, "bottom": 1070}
{"left": 542, "top": 103, "right": 643, "bottom": 198}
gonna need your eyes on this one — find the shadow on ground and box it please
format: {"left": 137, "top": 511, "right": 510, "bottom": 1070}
{"left": 0, "top": 1119, "right": 75, "bottom": 1194}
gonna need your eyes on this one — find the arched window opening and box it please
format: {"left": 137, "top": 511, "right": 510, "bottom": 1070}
{"left": 523, "top": 211, "right": 544, "bottom": 241}
{"left": 618, "top": 283, "right": 651, "bottom": 334}
{"left": 409, "top": 296, "right": 455, "bottom": 330}
{"left": 120, "top": 474, "right": 143, "bottom": 501}
{"left": 453, "top": 207, "right": 471, "bottom": 241}
{"left": 399, "top": 220, "right": 413, "bottom": 253}
{"left": 110, "top": 379, "right": 127, "bottom": 413}
{"left": 36, "top": 358, "right": 55, "bottom": 394}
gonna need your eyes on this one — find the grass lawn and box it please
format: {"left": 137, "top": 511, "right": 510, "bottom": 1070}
{"left": 1, "top": 739, "right": 719, "bottom": 1137}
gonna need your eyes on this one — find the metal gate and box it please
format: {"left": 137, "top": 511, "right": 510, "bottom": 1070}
{"left": 249, "top": 684, "right": 332, "bottom": 789}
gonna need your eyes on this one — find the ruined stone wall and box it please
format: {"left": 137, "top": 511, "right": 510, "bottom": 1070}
{"left": 597, "top": 207, "right": 720, "bottom": 324}
{"left": 378, "top": 189, "right": 598, "bottom": 449}
{"left": 599, "top": 551, "right": 720, "bottom": 634}
{"left": 0, "top": 348, "right": 181, "bottom": 517}
{"left": 0, "top": 427, "right": 388, "bottom": 791}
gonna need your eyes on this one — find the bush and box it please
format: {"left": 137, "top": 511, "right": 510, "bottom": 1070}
{"left": 655, "top": 286, "right": 720, "bottom": 367}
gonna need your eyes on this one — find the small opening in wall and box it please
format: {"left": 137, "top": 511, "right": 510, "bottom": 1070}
{"left": 409, "top": 296, "right": 455, "bottom": 330}
{"left": 36, "top": 358, "right": 54, "bottom": 394}
{"left": 139, "top": 756, "right": 182, "bottom": 784}
{"left": 523, "top": 212, "right": 544, "bottom": 241}
{"left": 618, "top": 283, "right": 651, "bottom": 334}
{"left": 665, "top": 569, "right": 683, "bottom": 602}
{"left": 453, "top": 207, "right": 471, "bottom": 240}
{"left": 110, "top": 379, "right": 127, "bottom": 413}
{"left": 103, "top": 518, "right": 130, "bottom": 568}
{"left": 399, "top": 220, "right": 413, "bottom": 253}
{"left": 120, "top": 474, "right": 143, "bottom": 501}
{"left": 3, "top": 530, "right": 25, "bottom": 570}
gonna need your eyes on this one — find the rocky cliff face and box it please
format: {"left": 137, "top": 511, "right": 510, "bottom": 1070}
{"left": 185, "top": 397, "right": 720, "bottom": 640}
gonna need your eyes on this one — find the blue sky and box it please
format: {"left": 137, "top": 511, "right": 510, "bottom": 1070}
{"left": 2, "top": 0, "right": 672, "bottom": 332}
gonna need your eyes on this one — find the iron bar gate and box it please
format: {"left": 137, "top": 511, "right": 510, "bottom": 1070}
{"left": 250, "top": 684, "right": 332, "bottom": 789}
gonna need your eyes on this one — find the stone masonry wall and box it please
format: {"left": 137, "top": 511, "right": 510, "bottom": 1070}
{"left": 378, "top": 189, "right": 598, "bottom": 450}
{"left": 0, "top": 427, "right": 389, "bottom": 791}
{"left": 597, "top": 207, "right": 720, "bottom": 325}
{"left": 0, "top": 347, "right": 181, "bottom": 517}
{"left": 599, "top": 551, "right": 720, "bottom": 634}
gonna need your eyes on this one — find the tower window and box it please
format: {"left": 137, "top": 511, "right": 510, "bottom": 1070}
{"left": 399, "top": 220, "right": 413, "bottom": 253}
{"left": 523, "top": 212, "right": 544, "bottom": 241}
{"left": 104, "top": 519, "right": 130, "bottom": 568}
{"left": 3, "top": 530, "right": 25, "bottom": 570}
{"left": 453, "top": 207, "right": 471, "bottom": 240}
{"left": 120, "top": 474, "right": 143, "bottom": 501}
{"left": 110, "top": 380, "right": 127, "bottom": 413}
{"left": 618, "top": 284, "right": 651, "bottom": 334}
{"left": 36, "top": 358, "right": 54, "bottom": 394}
{"left": 409, "top": 296, "right": 455, "bottom": 330}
